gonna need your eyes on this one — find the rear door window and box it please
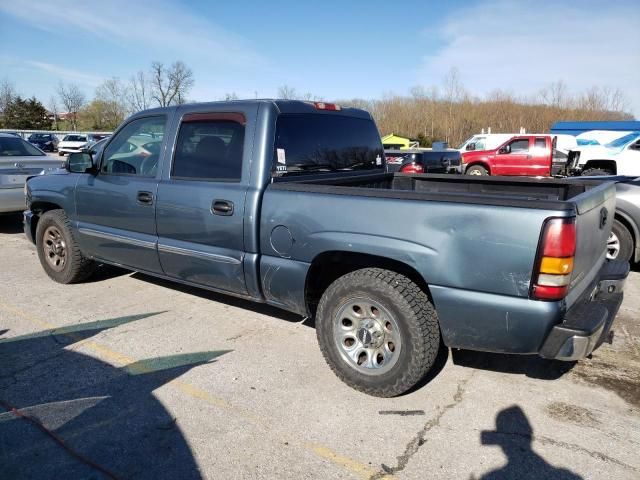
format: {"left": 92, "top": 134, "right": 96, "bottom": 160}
{"left": 273, "top": 114, "right": 384, "bottom": 176}
{"left": 172, "top": 113, "right": 245, "bottom": 181}
{"left": 534, "top": 138, "right": 546, "bottom": 149}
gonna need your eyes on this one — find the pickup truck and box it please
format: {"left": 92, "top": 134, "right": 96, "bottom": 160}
{"left": 24, "top": 100, "right": 628, "bottom": 397}
{"left": 569, "top": 132, "right": 640, "bottom": 176}
{"left": 463, "top": 135, "right": 559, "bottom": 177}
{"left": 384, "top": 148, "right": 462, "bottom": 174}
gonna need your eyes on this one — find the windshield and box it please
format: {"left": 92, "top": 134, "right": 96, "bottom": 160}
{"left": 272, "top": 114, "right": 384, "bottom": 176}
{"left": 30, "top": 134, "right": 51, "bottom": 140}
{"left": 605, "top": 132, "right": 640, "bottom": 149}
{"left": 0, "top": 137, "right": 45, "bottom": 156}
{"left": 63, "top": 135, "right": 87, "bottom": 142}
{"left": 458, "top": 136, "right": 477, "bottom": 149}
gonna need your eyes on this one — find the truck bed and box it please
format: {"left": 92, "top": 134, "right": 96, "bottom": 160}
{"left": 272, "top": 172, "right": 609, "bottom": 211}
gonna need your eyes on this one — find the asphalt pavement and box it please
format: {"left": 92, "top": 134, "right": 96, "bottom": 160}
{"left": 0, "top": 213, "right": 638, "bottom": 479}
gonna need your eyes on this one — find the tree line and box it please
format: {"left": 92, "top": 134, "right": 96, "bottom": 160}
{"left": 334, "top": 70, "right": 633, "bottom": 147}
{"left": 0, "top": 65, "right": 634, "bottom": 143}
{"left": 0, "top": 60, "right": 194, "bottom": 131}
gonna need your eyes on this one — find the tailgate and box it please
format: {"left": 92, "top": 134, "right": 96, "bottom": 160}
{"left": 567, "top": 181, "right": 617, "bottom": 305}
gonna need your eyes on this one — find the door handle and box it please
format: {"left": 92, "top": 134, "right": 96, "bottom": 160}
{"left": 137, "top": 191, "right": 154, "bottom": 205}
{"left": 212, "top": 199, "right": 234, "bottom": 216}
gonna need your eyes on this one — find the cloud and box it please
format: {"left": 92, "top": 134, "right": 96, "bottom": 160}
{"left": 418, "top": 0, "right": 640, "bottom": 116}
{"left": 0, "top": 0, "right": 266, "bottom": 69}
{"left": 25, "top": 61, "right": 104, "bottom": 87}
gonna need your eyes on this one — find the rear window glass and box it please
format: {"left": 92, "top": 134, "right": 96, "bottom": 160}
{"left": 273, "top": 114, "right": 384, "bottom": 176}
{"left": 0, "top": 137, "right": 45, "bottom": 156}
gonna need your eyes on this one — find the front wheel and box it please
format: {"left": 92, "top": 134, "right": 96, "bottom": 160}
{"left": 581, "top": 168, "right": 612, "bottom": 176}
{"left": 466, "top": 165, "right": 489, "bottom": 176}
{"left": 315, "top": 268, "right": 441, "bottom": 397}
{"left": 36, "top": 210, "right": 96, "bottom": 283}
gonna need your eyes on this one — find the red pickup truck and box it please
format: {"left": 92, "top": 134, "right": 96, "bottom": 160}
{"left": 462, "top": 135, "right": 555, "bottom": 176}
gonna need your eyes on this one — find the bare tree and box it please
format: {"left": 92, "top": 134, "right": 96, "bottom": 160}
{"left": 48, "top": 96, "right": 59, "bottom": 130}
{"left": 224, "top": 92, "right": 238, "bottom": 101}
{"left": 0, "top": 78, "right": 18, "bottom": 120}
{"left": 539, "top": 80, "right": 569, "bottom": 108}
{"left": 57, "top": 82, "right": 86, "bottom": 130}
{"left": 128, "top": 70, "right": 150, "bottom": 113}
{"left": 277, "top": 85, "right": 298, "bottom": 100}
{"left": 95, "top": 77, "right": 128, "bottom": 128}
{"left": 150, "top": 61, "right": 194, "bottom": 107}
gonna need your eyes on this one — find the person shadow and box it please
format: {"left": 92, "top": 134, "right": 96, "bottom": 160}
{"left": 0, "top": 312, "right": 231, "bottom": 479}
{"left": 478, "top": 406, "right": 583, "bottom": 480}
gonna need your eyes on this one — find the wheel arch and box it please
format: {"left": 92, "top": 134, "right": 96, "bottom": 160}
{"left": 583, "top": 159, "right": 617, "bottom": 174}
{"left": 304, "top": 250, "right": 432, "bottom": 317}
{"left": 614, "top": 209, "right": 639, "bottom": 263}
{"left": 29, "top": 201, "right": 65, "bottom": 243}
{"left": 465, "top": 162, "right": 491, "bottom": 175}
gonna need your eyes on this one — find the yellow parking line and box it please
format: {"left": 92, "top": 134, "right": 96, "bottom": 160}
{"left": 0, "top": 299, "right": 377, "bottom": 478}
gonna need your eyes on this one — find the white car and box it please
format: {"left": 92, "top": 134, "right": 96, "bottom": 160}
{"left": 576, "top": 130, "right": 632, "bottom": 146}
{"left": 572, "top": 132, "right": 640, "bottom": 176}
{"left": 58, "top": 134, "right": 89, "bottom": 156}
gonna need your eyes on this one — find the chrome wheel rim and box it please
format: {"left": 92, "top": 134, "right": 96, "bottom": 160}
{"left": 607, "top": 232, "right": 620, "bottom": 260}
{"left": 468, "top": 168, "right": 482, "bottom": 176}
{"left": 333, "top": 297, "right": 401, "bottom": 375}
{"left": 43, "top": 226, "right": 67, "bottom": 272}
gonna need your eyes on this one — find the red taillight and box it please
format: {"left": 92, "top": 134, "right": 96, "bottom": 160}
{"left": 531, "top": 217, "right": 576, "bottom": 301}
{"left": 400, "top": 162, "right": 424, "bottom": 173}
{"left": 312, "top": 102, "right": 341, "bottom": 111}
{"left": 541, "top": 218, "right": 576, "bottom": 257}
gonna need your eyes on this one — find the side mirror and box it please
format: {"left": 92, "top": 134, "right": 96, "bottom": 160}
{"left": 630, "top": 142, "right": 640, "bottom": 151}
{"left": 466, "top": 143, "right": 476, "bottom": 151}
{"left": 67, "top": 152, "right": 95, "bottom": 174}
{"left": 498, "top": 145, "right": 510, "bottom": 154}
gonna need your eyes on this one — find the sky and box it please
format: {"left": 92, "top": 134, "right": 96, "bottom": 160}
{"left": 1, "top": 0, "right": 639, "bottom": 116}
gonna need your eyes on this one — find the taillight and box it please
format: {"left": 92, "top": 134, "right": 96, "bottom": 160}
{"left": 311, "top": 102, "right": 341, "bottom": 111}
{"left": 400, "top": 162, "right": 424, "bottom": 173}
{"left": 531, "top": 217, "right": 576, "bottom": 301}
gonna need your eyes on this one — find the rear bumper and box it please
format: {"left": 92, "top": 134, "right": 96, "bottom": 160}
{"left": 0, "top": 187, "right": 26, "bottom": 213}
{"left": 540, "top": 260, "right": 629, "bottom": 361}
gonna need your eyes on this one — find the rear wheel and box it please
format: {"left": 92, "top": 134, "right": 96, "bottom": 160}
{"left": 607, "top": 219, "right": 633, "bottom": 262}
{"left": 315, "top": 268, "right": 440, "bottom": 397}
{"left": 466, "top": 165, "right": 489, "bottom": 176}
{"left": 36, "top": 210, "right": 96, "bottom": 283}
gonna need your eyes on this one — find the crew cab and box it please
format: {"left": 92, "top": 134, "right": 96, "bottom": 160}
{"left": 463, "top": 135, "right": 558, "bottom": 176}
{"left": 24, "top": 100, "right": 628, "bottom": 396}
{"left": 569, "top": 132, "right": 640, "bottom": 176}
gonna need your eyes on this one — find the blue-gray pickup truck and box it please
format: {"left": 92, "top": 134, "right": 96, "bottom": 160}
{"left": 24, "top": 100, "right": 629, "bottom": 396}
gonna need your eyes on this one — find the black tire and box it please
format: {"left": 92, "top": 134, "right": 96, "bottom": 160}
{"left": 608, "top": 219, "right": 634, "bottom": 262}
{"left": 466, "top": 164, "right": 489, "bottom": 176}
{"left": 58, "top": 151, "right": 64, "bottom": 156}
{"left": 36, "top": 209, "right": 96, "bottom": 283}
{"left": 315, "top": 268, "right": 440, "bottom": 397}
{"left": 581, "top": 168, "right": 613, "bottom": 176}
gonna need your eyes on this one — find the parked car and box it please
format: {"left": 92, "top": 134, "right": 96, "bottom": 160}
{"left": 28, "top": 133, "right": 59, "bottom": 152}
{"left": 58, "top": 134, "right": 89, "bottom": 156}
{"left": 24, "top": 100, "right": 628, "bottom": 397}
{"left": 568, "top": 132, "right": 640, "bottom": 176}
{"left": 462, "top": 135, "right": 556, "bottom": 176}
{"left": 0, "top": 133, "right": 65, "bottom": 213}
{"left": 576, "top": 130, "right": 632, "bottom": 146}
{"left": 385, "top": 149, "right": 462, "bottom": 173}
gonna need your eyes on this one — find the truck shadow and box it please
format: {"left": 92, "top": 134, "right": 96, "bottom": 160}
{"left": 131, "top": 272, "right": 307, "bottom": 326}
{"left": 0, "top": 213, "right": 24, "bottom": 234}
{"left": 0, "top": 312, "right": 227, "bottom": 479}
{"left": 451, "top": 349, "right": 574, "bottom": 380}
